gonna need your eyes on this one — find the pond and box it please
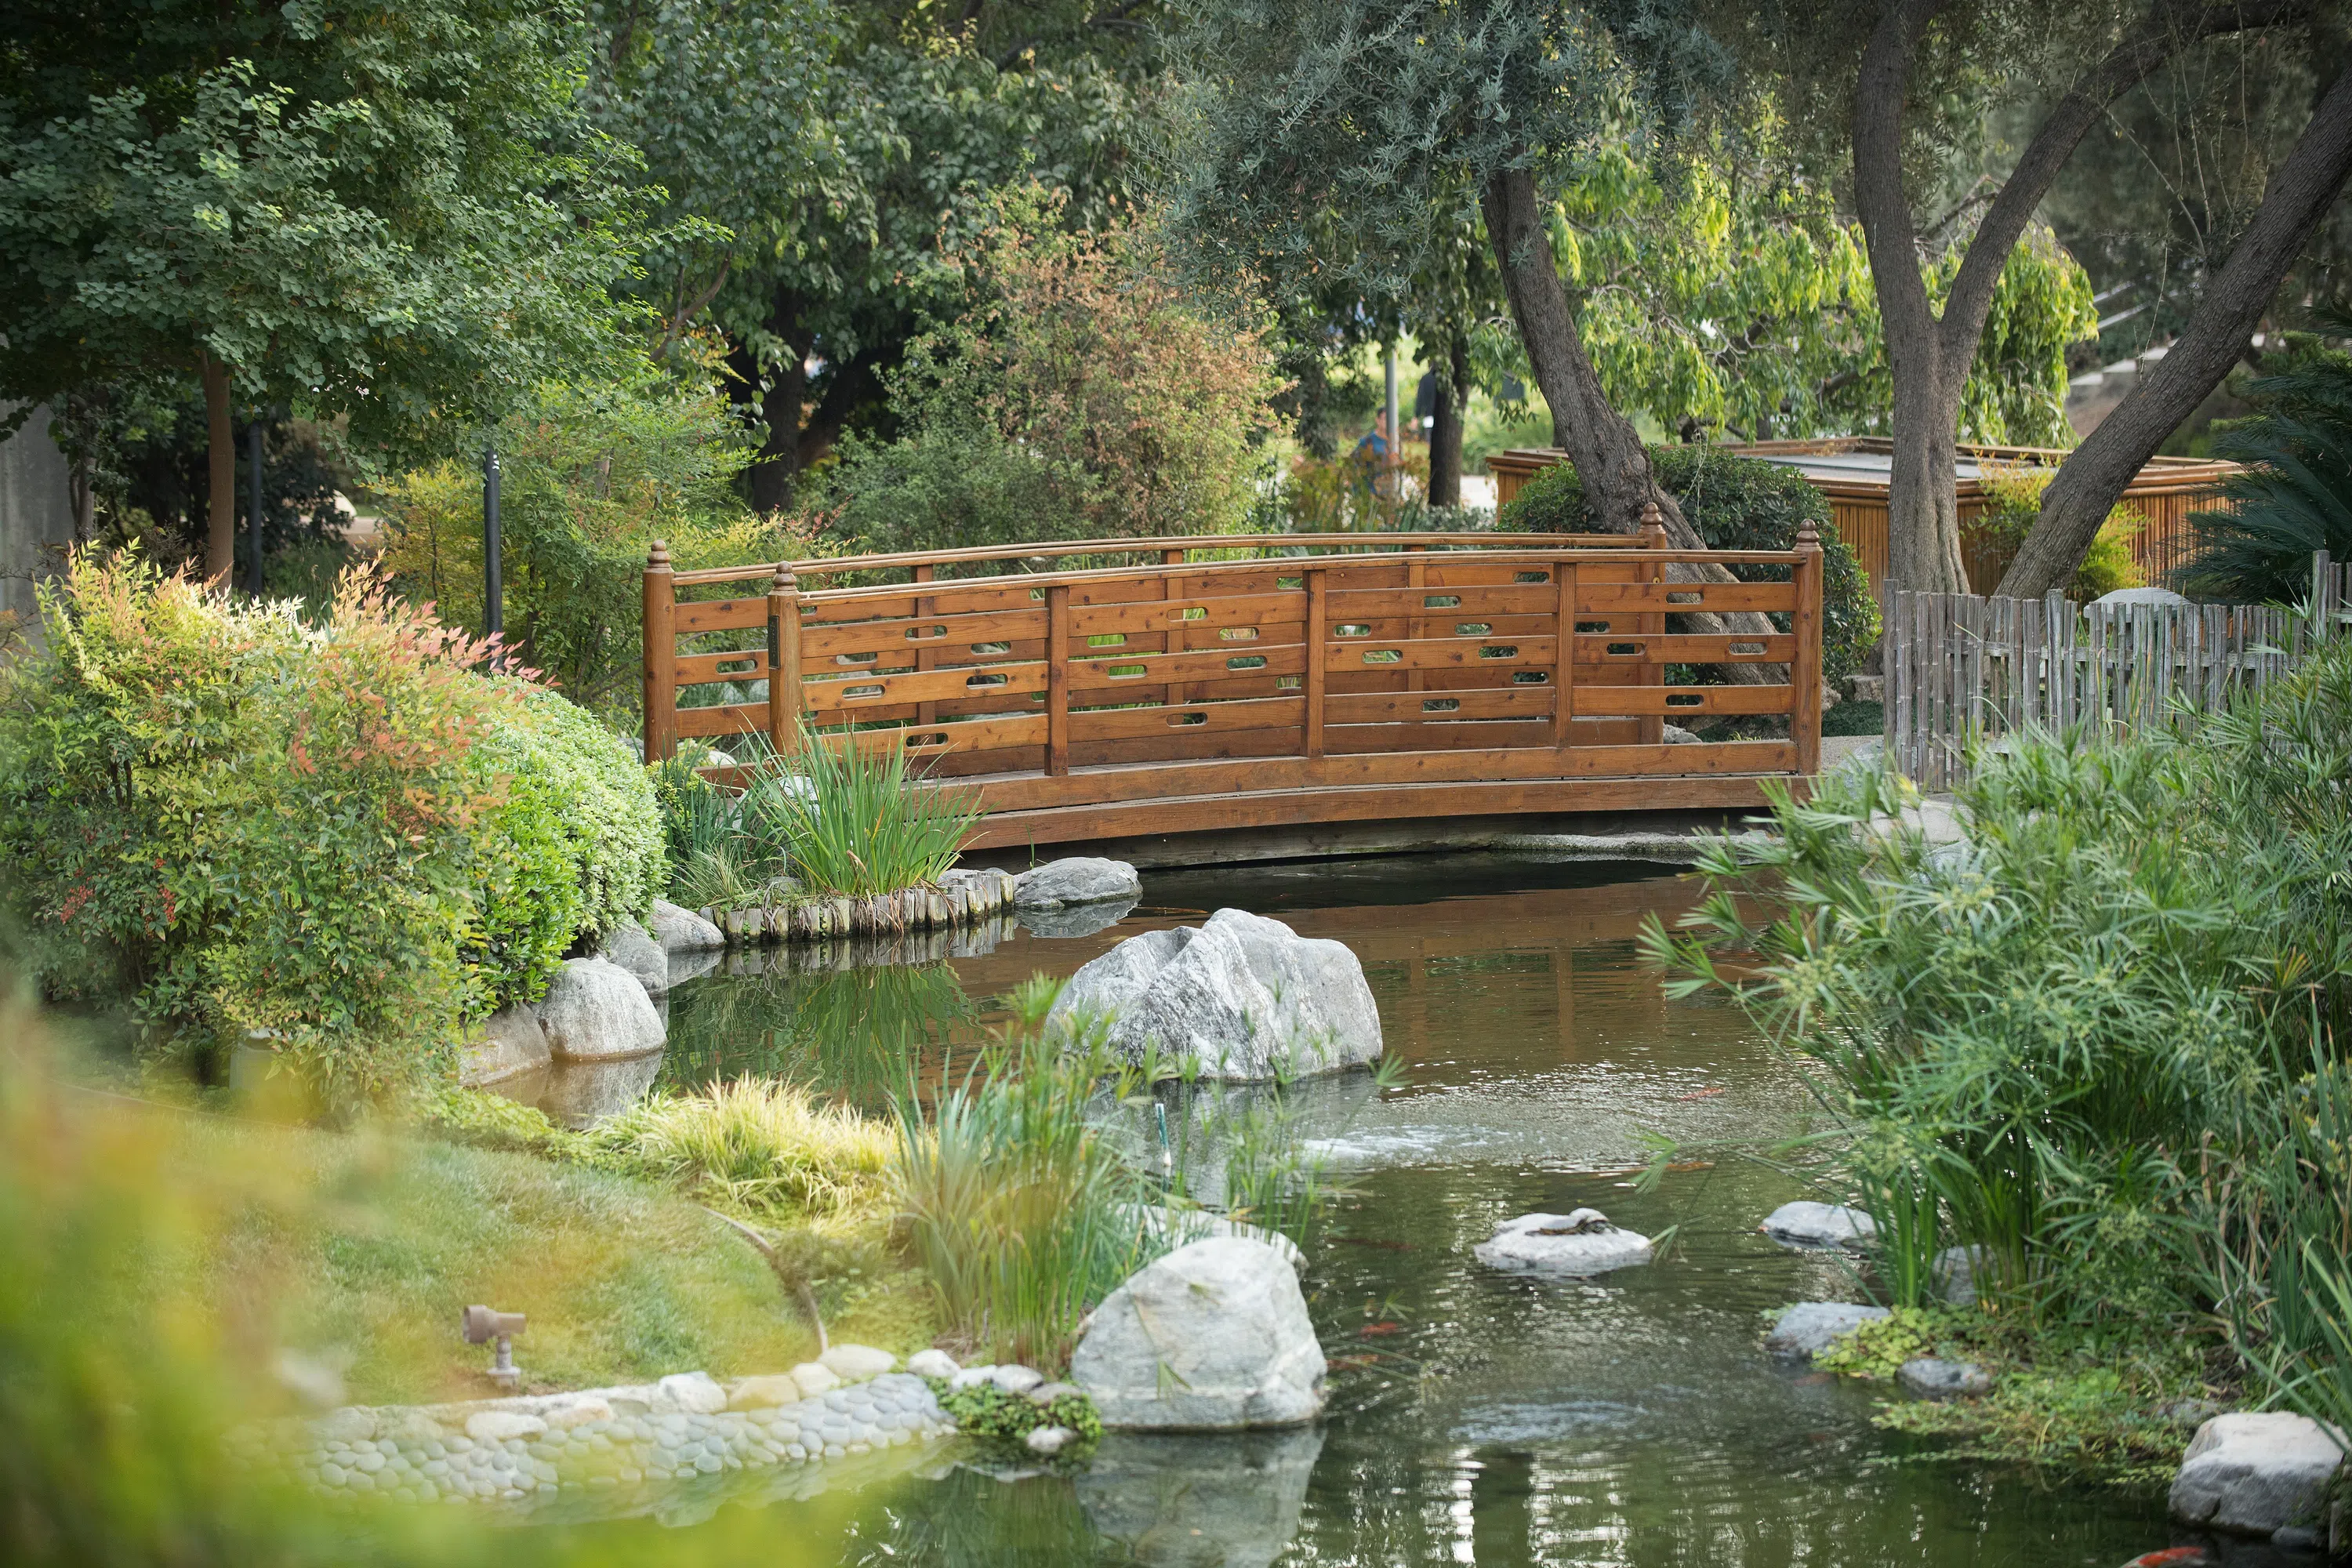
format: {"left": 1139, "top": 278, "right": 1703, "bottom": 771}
{"left": 538, "top": 854, "right": 2201, "bottom": 1566}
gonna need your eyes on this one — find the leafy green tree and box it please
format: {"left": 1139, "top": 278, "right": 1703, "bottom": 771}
{"left": 0, "top": 2, "right": 648, "bottom": 583}
{"left": 1719, "top": 0, "right": 2342, "bottom": 594}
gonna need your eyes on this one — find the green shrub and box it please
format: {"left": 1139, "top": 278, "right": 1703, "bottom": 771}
{"left": 0, "top": 554, "right": 661, "bottom": 1098}
{"left": 1498, "top": 445, "right": 1879, "bottom": 686}
{"left": 1976, "top": 464, "right": 2143, "bottom": 600}
{"left": 472, "top": 683, "right": 661, "bottom": 1007}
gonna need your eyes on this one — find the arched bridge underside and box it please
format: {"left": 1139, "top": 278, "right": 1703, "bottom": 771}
{"left": 643, "top": 532, "right": 1824, "bottom": 852}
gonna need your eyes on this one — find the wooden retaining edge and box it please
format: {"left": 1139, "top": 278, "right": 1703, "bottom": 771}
{"left": 700, "top": 867, "right": 1018, "bottom": 946}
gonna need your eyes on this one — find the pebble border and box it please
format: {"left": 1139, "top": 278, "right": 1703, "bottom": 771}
{"left": 702, "top": 868, "right": 1014, "bottom": 946}
{"left": 233, "top": 1370, "right": 956, "bottom": 1508}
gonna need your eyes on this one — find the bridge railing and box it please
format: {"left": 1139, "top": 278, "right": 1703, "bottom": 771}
{"left": 643, "top": 528, "right": 1823, "bottom": 844}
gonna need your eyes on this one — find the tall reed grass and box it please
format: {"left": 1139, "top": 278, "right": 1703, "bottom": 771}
{"left": 755, "top": 728, "right": 978, "bottom": 897}
{"left": 1650, "top": 644, "right": 2352, "bottom": 1433}
{"left": 588, "top": 1076, "right": 898, "bottom": 1225}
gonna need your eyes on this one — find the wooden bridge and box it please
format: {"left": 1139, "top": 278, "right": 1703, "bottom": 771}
{"left": 642, "top": 527, "right": 1824, "bottom": 852}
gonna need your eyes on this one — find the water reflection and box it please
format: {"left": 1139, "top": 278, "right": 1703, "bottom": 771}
{"left": 645, "top": 855, "right": 2192, "bottom": 1565}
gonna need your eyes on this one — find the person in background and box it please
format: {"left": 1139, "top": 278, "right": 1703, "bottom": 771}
{"left": 1354, "top": 409, "right": 1392, "bottom": 465}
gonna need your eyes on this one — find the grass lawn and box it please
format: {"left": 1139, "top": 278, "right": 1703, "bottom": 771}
{"left": 162, "top": 1112, "right": 935, "bottom": 1406}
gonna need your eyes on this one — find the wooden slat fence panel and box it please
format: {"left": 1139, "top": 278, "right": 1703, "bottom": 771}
{"left": 1882, "top": 556, "right": 2346, "bottom": 789}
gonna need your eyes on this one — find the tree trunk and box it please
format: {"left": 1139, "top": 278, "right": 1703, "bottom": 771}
{"left": 199, "top": 352, "right": 234, "bottom": 586}
{"left": 1998, "top": 62, "right": 2352, "bottom": 599}
{"left": 735, "top": 284, "right": 815, "bottom": 516}
{"left": 1428, "top": 335, "right": 1465, "bottom": 508}
{"left": 1479, "top": 162, "right": 1781, "bottom": 683}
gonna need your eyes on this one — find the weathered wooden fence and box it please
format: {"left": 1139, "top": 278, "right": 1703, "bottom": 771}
{"left": 1884, "top": 552, "right": 2352, "bottom": 789}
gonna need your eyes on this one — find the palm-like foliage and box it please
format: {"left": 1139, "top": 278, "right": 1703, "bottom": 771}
{"left": 2175, "top": 310, "right": 2352, "bottom": 604}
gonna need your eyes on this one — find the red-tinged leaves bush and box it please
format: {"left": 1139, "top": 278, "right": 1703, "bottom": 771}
{"left": 0, "top": 553, "right": 659, "bottom": 1101}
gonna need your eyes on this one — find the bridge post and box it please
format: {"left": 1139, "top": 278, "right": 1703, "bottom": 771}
{"left": 1639, "top": 508, "right": 1668, "bottom": 746}
{"left": 768, "top": 566, "right": 800, "bottom": 756}
{"left": 643, "top": 541, "right": 676, "bottom": 764}
{"left": 1046, "top": 583, "right": 1071, "bottom": 775}
{"left": 1553, "top": 557, "right": 1577, "bottom": 746}
{"left": 1793, "top": 521, "right": 1824, "bottom": 776}
{"left": 1304, "top": 564, "right": 1327, "bottom": 759}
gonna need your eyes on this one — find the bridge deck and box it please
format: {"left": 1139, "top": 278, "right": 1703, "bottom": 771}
{"left": 643, "top": 530, "right": 1823, "bottom": 849}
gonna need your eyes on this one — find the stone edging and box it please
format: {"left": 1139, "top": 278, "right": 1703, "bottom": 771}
{"left": 230, "top": 1366, "right": 954, "bottom": 1512}
{"left": 702, "top": 868, "right": 1015, "bottom": 945}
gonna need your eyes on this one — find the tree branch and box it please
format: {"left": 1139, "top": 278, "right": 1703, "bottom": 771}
{"left": 1998, "top": 60, "right": 2352, "bottom": 597}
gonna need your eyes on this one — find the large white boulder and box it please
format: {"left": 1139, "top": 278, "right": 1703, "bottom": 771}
{"left": 533, "top": 956, "right": 666, "bottom": 1061}
{"left": 597, "top": 922, "right": 670, "bottom": 997}
{"left": 1077, "top": 1427, "right": 1323, "bottom": 1566}
{"left": 1759, "top": 1200, "right": 1877, "bottom": 1250}
{"left": 2169, "top": 1412, "right": 2346, "bottom": 1538}
{"left": 1473, "top": 1210, "right": 1653, "bottom": 1276}
{"left": 1047, "top": 908, "right": 1381, "bottom": 1080}
{"left": 1765, "top": 1301, "right": 1891, "bottom": 1360}
{"left": 1070, "top": 1237, "right": 1326, "bottom": 1430}
{"left": 647, "top": 898, "right": 726, "bottom": 956}
{"left": 1014, "top": 857, "right": 1142, "bottom": 909}
{"left": 456, "top": 1004, "right": 550, "bottom": 1087}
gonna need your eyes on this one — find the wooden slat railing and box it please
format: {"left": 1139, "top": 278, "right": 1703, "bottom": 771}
{"left": 645, "top": 527, "right": 1825, "bottom": 847}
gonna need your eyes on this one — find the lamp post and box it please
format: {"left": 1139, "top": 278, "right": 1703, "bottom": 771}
{"left": 482, "top": 444, "right": 503, "bottom": 641}
{"left": 246, "top": 414, "right": 265, "bottom": 596}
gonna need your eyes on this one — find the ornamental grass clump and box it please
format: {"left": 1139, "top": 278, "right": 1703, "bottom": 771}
{"left": 1647, "top": 641, "right": 2352, "bottom": 1450}
{"left": 892, "top": 979, "right": 1149, "bottom": 1372}
{"left": 587, "top": 1076, "right": 899, "bottom": 1225}
{"left": 751, "top": 728, "right": 978, "bottom": 898}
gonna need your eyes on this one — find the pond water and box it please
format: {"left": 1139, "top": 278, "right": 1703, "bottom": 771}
{"left": 560, "top": 855, "right": 2220, "bottom": 1566}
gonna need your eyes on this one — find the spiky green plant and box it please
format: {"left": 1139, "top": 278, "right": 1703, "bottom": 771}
{"left": 749, "top": 728, "right": 980, "bottom": 897}
{"left": 2175, "top": 311, "right": 2352, "bottom": 604}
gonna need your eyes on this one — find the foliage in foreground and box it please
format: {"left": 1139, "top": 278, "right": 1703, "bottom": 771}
{"left": 0, "top": 555, "right": 659, "bottom": 1099}
{"left": 1651, "top": 646, "right": 2352, "bottom": 1448}
{"left": 0, "top": 994, "right": 877, "bottom": 1568}
{"left": 1499, "top": 445, "right": 1880, "bottom": 688}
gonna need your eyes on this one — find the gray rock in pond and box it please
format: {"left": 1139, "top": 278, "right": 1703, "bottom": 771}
{"left": 1765, "top": 1301, "right": 1891, "bottom": 1360}
{"left": 1013, "top": 856, "right": 1142, "bottom": 909}
{"left": 1897, "top": 1357, "right": 1991, "bottom": 1399}
{"left": 457, "top": 1004, "right": 550, "bottom": 1087}
{"left": 2170, "top": 1412, "right": 2347, "bottom": 1539}
{"left": 1018, "top": 892, "right": 1140, "bottom": 940}
{"left": 1025, "top": 1425, "right": 1077, "bottom": 1455}
{"left": 1076, "top": 1427, "right": 1323, "bottom": 1568}
{"left": 1473, "top": 1210, "right": 1653, "bottom": 1276}
{"left": 1933, "top": 1245, "right": 1990, "bottom": 1306}
{"left": 1759, "top": 1200, "right": 1877, "bottom": 1250}
{"left": 597, "top": 922, "right": 670, "bottom": 997}
{"left": 1070, "top": 1237, "right": 1325, "bottom": 1430}
{"left": 1663, "top": 723, "right": 1702, "bottom": 744}
{"left": 647, "top": 898, "right": 725, "bottom": 957}
{"left": 905, "top": 1348, "right": 960, "bottom": 1381}
{"left": 1047, "top": 908, "right": 1381, "bottom": 1080}
{"left": 533, "top": 957, "right": 666, "bottom": 1062}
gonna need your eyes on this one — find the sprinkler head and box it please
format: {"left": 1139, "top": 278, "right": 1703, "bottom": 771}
{"left": 462, "top": 1305, "right": 526, "bottom": 1391}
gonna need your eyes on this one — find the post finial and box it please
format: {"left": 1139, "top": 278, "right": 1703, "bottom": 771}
{"left": 1638, "top": 500, "right": 1668, "bottom": 546}
{"left": 1795, "top": 518, "right": 1823, "bottom": 551}
{"left": 647, "top": 539, "right": 671, "bottom": 569}
{"left": 773, "top": 564, "right": 797, "bottom": 593}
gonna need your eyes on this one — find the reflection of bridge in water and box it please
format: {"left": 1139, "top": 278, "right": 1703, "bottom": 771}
{"left": 643, "top": 528, "right": 1824, "bottom": 855}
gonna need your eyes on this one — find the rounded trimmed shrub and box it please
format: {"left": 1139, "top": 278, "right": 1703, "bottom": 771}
{"left": 0, "top": 554, "right": 662, "bottom": 1098}
{"left": 1498, "top": 446, "right": 1880, "bottom": 686}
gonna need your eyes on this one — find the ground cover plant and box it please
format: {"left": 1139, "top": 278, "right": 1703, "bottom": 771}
{"left": 1650, "top": 644, "right": 2352, "bottom": 1472}
{"left": 0, "top": 555, "right": 661, "bottom": 1101}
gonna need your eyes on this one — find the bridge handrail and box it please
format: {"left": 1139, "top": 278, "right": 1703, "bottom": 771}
{"left": 643, "top": 522, "right": 1827, "bottom": 846}
{"left": 669, "top": 531, "right": 1641, "bottom": 588}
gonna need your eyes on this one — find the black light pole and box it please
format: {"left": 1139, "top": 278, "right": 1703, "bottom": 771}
{"left": 482, "top": 444, "right": 503, "bottom": 641}
{"left": 246, "top": 414, "right": 265, "bottom": 596}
